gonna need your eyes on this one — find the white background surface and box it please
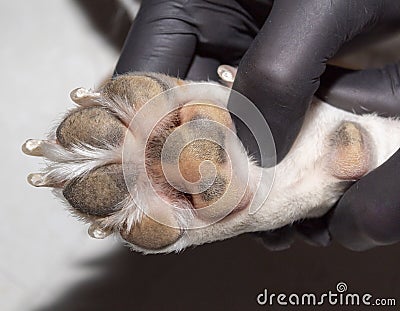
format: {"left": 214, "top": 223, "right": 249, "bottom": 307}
{"left": 0, "top": 1, "right": 136, "bottom": 309}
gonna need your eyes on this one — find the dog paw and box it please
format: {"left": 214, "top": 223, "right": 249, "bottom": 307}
{"left": 23, "top": 69, "right": 390, "bottom": 254}
{"left": 22, "top": 73, "right": 253, "bottom": 252}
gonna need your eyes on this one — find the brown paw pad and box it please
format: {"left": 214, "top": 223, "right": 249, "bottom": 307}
{"left": 101, "top": 75, "right": 168, "bottom": 111}
{"left": 120, "top": 211, "right": 182, "bottom": 250}
{"left": 63, "top": 164, "right": 129, "bottom": 216}
{"left": 328, "top": 121, "right": 373, "bottom": 180}
{"left": 56, "top": 107, "right": 126, "bottom": 148}
{"left": 176, "top": 103, "right": 250, "bottom": 219}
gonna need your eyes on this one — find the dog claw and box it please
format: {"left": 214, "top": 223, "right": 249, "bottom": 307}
{"left": 88, "top": 223, "right": 112, "bottom": 239}
{"left": 217, "top": 65, "right": 237, "bottom": 87}
{"left": 27, "top": 172, "right": 62, "bottom": 188}
{"left": 27, "top": 173, "right": 49, "bottom": 187}
{"left": 70, "top": 87, "right": 101, "bottom": 106}
{"left": 22, "top": 139, "right": 46, "bottom": 156}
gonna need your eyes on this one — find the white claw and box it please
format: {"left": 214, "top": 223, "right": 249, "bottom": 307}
{"left": 88, "top": 224, "right": 112, "bottom": 239}
{"left": 70, "top": 87, "right": 101, "bottom": 106}
{"left": 27, "top": 173, "right": 49, "bottom": 187}
{"left": 217, "top": 65, "right": 237, "bottom": 82}
{"left": 22, "top": 139, "right": 46, "bottom": 156}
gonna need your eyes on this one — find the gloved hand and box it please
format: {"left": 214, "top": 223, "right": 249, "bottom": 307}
{"left": 115, "top": 0, "right": 271, "bottom": 80}
{"left": 232, "top": 0, "right": 400, "bottom": 163}
{"left": 115, "top": 0, "right": 400, "bottom": 251}
{"left": 238, "top": 1, "right": 400, "bottom": 251}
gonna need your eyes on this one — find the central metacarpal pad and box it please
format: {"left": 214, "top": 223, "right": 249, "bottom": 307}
{"left": 157, "top": 102, "right": 250, "bottom": 221}
{"left": 177, "top": 104, "right": 232, "bottom": 212}
{"left": 179, "top": 139, "right": 226, "bottom": 183}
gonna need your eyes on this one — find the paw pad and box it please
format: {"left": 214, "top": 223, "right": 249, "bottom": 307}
{"left": 329, "top": 121, "right": 373, "bottom": 180}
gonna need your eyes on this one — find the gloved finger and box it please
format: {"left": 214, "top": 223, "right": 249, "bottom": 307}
{"left": 231, "top": 0, "right": 399, "bottom": 164}
{"left": 317, "top": 64, "right": 400, "bottom": 117}
{"left": 294, "top": 213, "right": 332, "bottom": 247}
{"left": 254, "top": 225, "right": 295, "bottom": 251}
{"left": 329, "top": 148, "right": 400, "bottom": 251}
{"left": 185, "top": 55, "right": 220, "bottom": 81}
{"left": 115, "top": 0, "right": 196, "bottom": 77}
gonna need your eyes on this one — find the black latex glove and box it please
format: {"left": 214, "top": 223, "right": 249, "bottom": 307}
{"left": 115, "top": 0, "right": 400, "bottom": 251}
{"left": 115, "top": 0, "right": 271, "bottom": 79}
{"left": 232, "top": 0, "right": 400, "bottom": 163}
{"left": 233, "top": 1, "right": 400, "bottom": 251}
